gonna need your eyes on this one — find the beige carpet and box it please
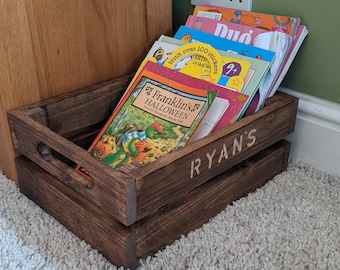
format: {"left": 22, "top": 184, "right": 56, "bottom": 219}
{"left": 0, "top": 162, "right": 339, "bottom": 269}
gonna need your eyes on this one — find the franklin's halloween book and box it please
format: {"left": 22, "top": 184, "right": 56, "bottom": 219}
{"left": 76, "top": 67, "right": 217, "bottom": 179}
{"left": 135, "top": 60, "right": 248, "bottom": 139}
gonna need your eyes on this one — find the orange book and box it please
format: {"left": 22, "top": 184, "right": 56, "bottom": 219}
{"left": 193, "top": 5, "right": 294, "bottom": 35}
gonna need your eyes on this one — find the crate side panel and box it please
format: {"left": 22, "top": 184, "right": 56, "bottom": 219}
{"left": 16, "top": 75, "right": 132, "bottom": 138}
{"left": 16, "top": 157, "right": 138, "bottom": 269}
{"left": 9, "top": 110, "right": 137, "bottom": 226}
{"left": 44, "top": 75, "right": 132, "bottom": 137}
{"left": 134, "top": 140, "right": 291, "bottom": 257}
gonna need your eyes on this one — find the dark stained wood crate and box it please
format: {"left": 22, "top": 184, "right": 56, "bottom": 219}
{"left": 8, "top": 74, "right": 298, "bottom": 227}
{"left": 8, "top": 74, "right": 298, "bottom": 268}
{"left": 16, "top": 139, "right": 291, "bottom": 269}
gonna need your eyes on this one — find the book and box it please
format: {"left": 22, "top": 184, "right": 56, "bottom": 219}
{"left": 137, "top": 60, "right": 248, "bottom": 136}
{"left": 78, "top": 65, "right": 219, "bottom": 176}
{"left": 159, "top": 35, "right": 271, "bottom": 118}
{"left": 119, "top": 41, "right": 226, "bottom": 105}
{"left": 193, "top": 5, "right": 297, "bottom": 36}
{"left": 189, "top": 7, "right": 298, "bottom": 112}
{"left": 122, "top": 41, "right": 226, "bottom": 101}
{"left": 174, "top": 25, "right": 276, "bottom": 64}
{"left": 191, "top": 96, "right": 229, "bottom": 140}
{"left": 183, "top": 14, "right": 294, "bottom": 112}
{"left": 253, "top": 30, "right": 292, "bottom": 112}
{"left": 249, "top": 25, "right": 308, "bottom": 111}
{"left": 268, "top": 24, "right": 309, "bottom": 98}
{"left": 145, "top": 39, "right": 251, "bottom": 92}
{"left": 185, "top": 15, "right": 269, "bottom": 46}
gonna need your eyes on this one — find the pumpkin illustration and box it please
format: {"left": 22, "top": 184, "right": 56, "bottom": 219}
{"left": 131, "top": 140, "right": 152, "bottom": 163}
{"left": 92, "top": 139, "right": 112, "bottom": 158}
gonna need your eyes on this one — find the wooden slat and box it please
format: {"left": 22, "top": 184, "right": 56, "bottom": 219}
{"left": 25, "top": 74, "right": 133, "bottom": 136}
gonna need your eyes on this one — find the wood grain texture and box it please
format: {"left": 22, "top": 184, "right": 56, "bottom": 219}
{"left": 16, "top": 140, "right": 291, "bottom": 269}
{"left": 134, "top": 140, "right": 291, "bottom": 258}
{"left": 0, "top": 1, "right": 41, "bottom": 182}
{"left": 16, "top": 156, "right": 138, "bottom": 269}
{"left": 0, "top": 0, "right": 172, "bottom": 183}
{"left": 9, "top": 108, "right": 137, "bottom": 225}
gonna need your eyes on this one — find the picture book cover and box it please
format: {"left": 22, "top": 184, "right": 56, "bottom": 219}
{"left": 160, "top": 36, "right": 271, "bottom": 118}
{"left": 138, "top": 60, "right": 248, "bottom": 136}
{"left": 122, "top": 41, "right": 225, "bottom": 101}
{"left": 145, "top": 39, "right": 251, "bottom": 92}
{"left": 185, "top": 15, "right": 269, "bottom": 46}
{"left": 193, "top": 5, "right": 295, "bottom": 36}
{"left": 77, "top": 68, "right": 217, "bottom": 178}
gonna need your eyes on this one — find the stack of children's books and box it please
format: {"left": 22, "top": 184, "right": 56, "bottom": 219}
{"left": 77, "top": 3, "right": 308, "bottom": 175}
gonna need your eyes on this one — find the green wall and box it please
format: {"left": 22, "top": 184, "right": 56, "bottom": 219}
{"left": 173, "top": 0, "right": 340, "bottom": 104}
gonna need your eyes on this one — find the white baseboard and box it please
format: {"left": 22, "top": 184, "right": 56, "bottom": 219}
{"left": 279, "top": 88, "right": 340, "bottom": 177}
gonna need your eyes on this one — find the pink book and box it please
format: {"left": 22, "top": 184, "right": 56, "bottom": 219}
{"left": 185, "top": 15, "right": 269, "bottom": 46}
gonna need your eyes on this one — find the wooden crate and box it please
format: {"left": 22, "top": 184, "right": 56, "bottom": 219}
{"left": 16, "top": 140, "right": 290, "bottom": 269}
{"left": 8, "top": 74, "right": 298, "bottom": 268}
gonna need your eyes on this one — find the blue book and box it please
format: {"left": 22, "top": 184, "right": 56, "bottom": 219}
{"left": 174, "top": 25, "right": 275, "bottom": 64}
